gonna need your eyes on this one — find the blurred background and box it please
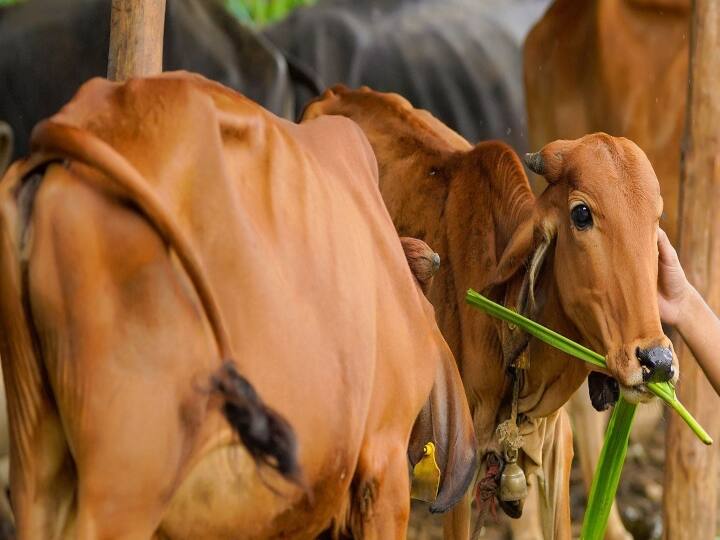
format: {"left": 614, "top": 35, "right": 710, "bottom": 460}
{"left": 0, "top": 0, "right": 548, "bottom": 160}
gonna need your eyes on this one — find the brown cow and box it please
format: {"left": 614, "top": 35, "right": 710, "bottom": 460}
{"left": 303, "top": 86, "right": 678, "bottom": 539}
{"left": 524, "top": 3, "right": 690, "bottom": 538}
{"left": 524, "top": 0, "right": 689, "bottom": 242}
{"left": 0, "top": 72, "right": 476, "bottom": 539}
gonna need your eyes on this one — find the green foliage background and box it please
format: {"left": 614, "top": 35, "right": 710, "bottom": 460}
{"left": 0, "top": 0, "right": 316, "bottom": 25}
{"left": 226, "top": 0, "right": 315, "bottom": 25}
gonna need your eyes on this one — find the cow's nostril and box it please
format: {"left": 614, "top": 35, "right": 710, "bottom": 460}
{"left": 636, "top": 347, "right": 651, "bottom": 379}
{"left": 636, "top": 346, "right": 674, "bottom": 383}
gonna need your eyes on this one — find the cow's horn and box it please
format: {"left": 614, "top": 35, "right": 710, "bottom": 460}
{"left": 523, "top": 152, "right": 545, "bottom": 175}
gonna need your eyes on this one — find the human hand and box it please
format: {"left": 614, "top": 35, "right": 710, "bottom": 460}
{"left": 657, "top": 227, "right": 691, "bottom": 327}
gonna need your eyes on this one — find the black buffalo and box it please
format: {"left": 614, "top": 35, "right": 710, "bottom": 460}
{"left": 265, "top": 0, "right": 550, "bottom": 150}
{"left": 0, "top": 0, "right": 297, "bottom": 160}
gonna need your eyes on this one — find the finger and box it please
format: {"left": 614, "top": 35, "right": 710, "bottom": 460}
{"left": 657, "top": 227, "right": 676, "bottom": 264}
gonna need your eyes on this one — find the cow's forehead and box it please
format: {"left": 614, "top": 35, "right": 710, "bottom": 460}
{"left": 565, "top": 136, "right": 661, "bottom": 207}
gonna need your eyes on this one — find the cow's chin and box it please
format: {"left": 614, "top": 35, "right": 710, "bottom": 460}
{"left": 620, "top": 384, "right": 656, "bottom": 404}
{"left": 619, "top": 364, "right": 679, "bottom": 404}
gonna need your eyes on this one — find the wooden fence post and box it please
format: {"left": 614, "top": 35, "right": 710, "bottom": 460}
{"left": 107, "top": 0, "right": 167, "bottom": 81}
{"left": 663, "top": 1, "right": 720, "bottom": 538}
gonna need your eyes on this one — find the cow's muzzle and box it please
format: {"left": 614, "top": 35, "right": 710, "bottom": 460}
{"left": 636, "top": 346, "right": 674, "bottom": 383}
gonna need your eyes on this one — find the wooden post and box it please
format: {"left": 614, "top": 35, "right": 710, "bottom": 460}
{"left": 107, "top": 0, "right": 167, "bottom": 81}
{"left": 663, "top": 1, "right": 720, "bottom": 538}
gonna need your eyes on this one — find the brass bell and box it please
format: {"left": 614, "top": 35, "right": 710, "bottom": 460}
{"left": 499, "top": 461, "right": 528, "bottom": 502}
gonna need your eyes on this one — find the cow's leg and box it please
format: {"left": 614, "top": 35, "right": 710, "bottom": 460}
{"left": 0, "top": 366, "right": 12, "bottom": 536}
{"left": 350, "top": 441, "right": 410, "bottom": 540}
{"left": 535, "top": 409, "right": 573, "bottom": 540}
{"left": 508, "top": 475, "right": 543, "bottom": 540}
{"left": 4, "top": 399, "right": 72, "bottom": 540}
{"left": 0, "top": 303, "right": 72, "bottom": 540}
{"left": 25, "top": 167, "right": 215, "bottom": 539}
{"left": 567, "top": 383, "right": 631, "bottom": 540}
{"left": 0, "top": 453, "right": 11, "bottom": 537}
{"left": 441, "top": 393, "right": 506, "bottom": 540}
{"left": 0, "top": 174, "right": 76, "bottom": 539}
{"left": 0, "top": 450, "right": 13, "bottom": 537}
{"left": 441, "top": 487, "right": 471, "bottom": 540}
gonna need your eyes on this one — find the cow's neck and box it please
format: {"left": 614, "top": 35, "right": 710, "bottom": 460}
{"left": 431, "top": 144, "right": 537, "bottom": 448}
{"left": 517, "top": 254, "right": 591, "bottom": 420}
{"left": 435, "top": 146, "right": 533, "bottom": 369}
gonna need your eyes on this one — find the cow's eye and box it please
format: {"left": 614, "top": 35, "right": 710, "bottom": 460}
{"left": 571, "top": 204, "right": 593, "bottom": 230}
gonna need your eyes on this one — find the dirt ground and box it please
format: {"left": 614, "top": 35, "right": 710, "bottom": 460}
{"left": 408, "top": 410, "right": 670, "bottom": 540}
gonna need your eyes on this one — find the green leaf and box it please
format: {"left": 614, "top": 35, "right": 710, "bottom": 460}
{"left": 465, "top": 288, "right": 606, "bottom": 369}
{"left": 581, "top": 397, "right": 637, "bottom": 540}
{"left": 465, "top": 288, "right": 711, "bottom": 444}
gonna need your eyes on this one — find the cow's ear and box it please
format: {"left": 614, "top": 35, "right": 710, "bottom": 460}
{"left": 524, "top": 139, "right": 574, "bottom": 184}
{"left": 494, "top": 218, "right": 535, "bottom": 285}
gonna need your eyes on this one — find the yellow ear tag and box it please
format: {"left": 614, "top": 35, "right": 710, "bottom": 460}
{"left": 410, "top": 441, "right": 441, "bottom": 502}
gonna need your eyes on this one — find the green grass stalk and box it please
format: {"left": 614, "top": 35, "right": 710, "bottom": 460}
{"left": 465, "top": 288, "right": 712, "bottom": 538}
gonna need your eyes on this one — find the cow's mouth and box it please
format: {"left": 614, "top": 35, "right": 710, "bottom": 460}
{"left": 594, "top": 343, "right": 678, "bottom": 409}
{"left": 623, "top": 346, "right": 677, "bottom": 403}
{"left": 620, "top": 383, "right": 655, "bottom": 405}
{"left": 588, "top": 371, "right": 655, "bottom": 410}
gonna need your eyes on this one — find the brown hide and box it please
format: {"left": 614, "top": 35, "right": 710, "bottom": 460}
{"left": 303, "top": 86, "right": 675, "bottom": 535}
{"left": 524, "top": 0, "right": 690, "bottom": 243}
{"left": 0, "top": 72, "right": 475, "bottom": 539}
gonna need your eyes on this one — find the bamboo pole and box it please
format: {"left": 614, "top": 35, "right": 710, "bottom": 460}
{"left": 107, "top": 0, "right": 166, "bottom": 81}
{"left": 663, "top": 1, "right": 720, "bottom": 538}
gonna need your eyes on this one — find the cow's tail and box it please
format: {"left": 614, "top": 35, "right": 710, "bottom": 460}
{"left": 29, "top": 119, "right": 301, "bottom": 485}
{"left": 210, "top": 362, "right": 301, "bottom": 483}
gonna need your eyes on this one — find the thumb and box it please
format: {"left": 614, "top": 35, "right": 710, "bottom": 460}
{"left": 657, "top": 227, "right": 677, "bottom": 266}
